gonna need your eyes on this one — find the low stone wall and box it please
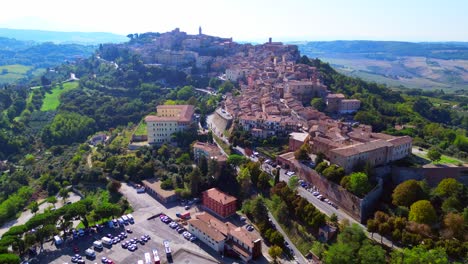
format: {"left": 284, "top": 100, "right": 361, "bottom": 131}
{"left": 131, "top": 135, "right": 148, "bottom": 142}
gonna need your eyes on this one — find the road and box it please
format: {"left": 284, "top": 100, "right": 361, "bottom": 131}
{"left": 267, "top": 212, "right": 307, "bottom": 264}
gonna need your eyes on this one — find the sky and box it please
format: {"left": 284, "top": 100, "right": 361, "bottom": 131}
{"left": 0, "top": 0, "right": 467, "bottom": 42}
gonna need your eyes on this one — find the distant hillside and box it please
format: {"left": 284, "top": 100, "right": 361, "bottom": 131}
{"left": 295, "top": 41, "right": 468, "bottom": 90}
{"left": 0, "top": 28, "right": 127, "bottom": 45}
{"left": 0, "top": 37, "right": 96, "bottom": 85}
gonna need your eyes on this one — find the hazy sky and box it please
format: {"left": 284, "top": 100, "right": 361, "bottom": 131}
{"left": 0, "top": 0, "right": 467, "bottom": 42}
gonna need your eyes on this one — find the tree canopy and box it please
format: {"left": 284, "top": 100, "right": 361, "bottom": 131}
{"left": 408, "top": 200, "right": 437, "bottom": 225}
{"left": 392, "top": 180, "right": 426, "bottom": 207}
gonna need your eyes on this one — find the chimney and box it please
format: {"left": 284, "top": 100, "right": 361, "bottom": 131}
{"left": 269, "top": 37, "right": 272, "bottom": 44}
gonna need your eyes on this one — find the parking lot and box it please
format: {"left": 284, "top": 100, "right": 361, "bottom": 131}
{"left": 37, "top": 182, "right": 272, "bottom": 264}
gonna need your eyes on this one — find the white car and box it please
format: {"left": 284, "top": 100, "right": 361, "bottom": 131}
{"left": 312, "top": 192, "right": 320, "bottom": 196}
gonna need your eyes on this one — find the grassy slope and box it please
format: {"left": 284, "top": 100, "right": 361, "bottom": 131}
{"left": 41, "top": 81, "right": 79, "bottom": 111}
{"left": 134, "top": 122, "right": 147, "bottom": 136}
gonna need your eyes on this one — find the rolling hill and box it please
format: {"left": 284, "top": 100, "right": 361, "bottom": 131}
{"left": 295, "top": 41, "right": 468, "bottom": 90}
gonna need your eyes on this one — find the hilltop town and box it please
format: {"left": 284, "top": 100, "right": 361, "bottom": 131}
{"left": 0, "top": 27, "right": 466, "bottom": 264}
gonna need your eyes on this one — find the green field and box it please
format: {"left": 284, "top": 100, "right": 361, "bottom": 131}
{"left": 41, "top": 81, "right": 79, "bottom": 111}
{"left": 134, "top": 122, "right": 147, "bottom": 135}
{"left": 0, "top": 64, "right": 32, "bottom": 83}
{"left": 414, "top": 151, "right": 463, "bottom": 165}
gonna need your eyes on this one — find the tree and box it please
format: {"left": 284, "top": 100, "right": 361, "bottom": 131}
{"left": 322, "top": 165, "right": 345, "bottom": 182}
{"left": 94, "top": 203, "right": 121, "bottom": 220}
{"left": 409, "top": 200, "right": 437, "bottom": 225}
{"left": 176, "top": 86, "right": 194, "bottom": 100}
{"left": 315, "top": 161, "right": 328, "bottom": 174}
{"left": 268, "top": 245, "right": 282, "bottom": 261}
{"left": 346, "top": 172, "right": 372, "bottom": 197}
{"left": 59, "top": 188, "right": 69, "bottom": 202}
{"left": 378, "top": 222, "right": 391, "bottom": 243}
{"left": 390, "top": 245, "right": 449, "bottom": 264}
{"left": 367, "top": 219, "right": 378, "bottom": 238}
{"left": 288, "top": 176, "right": 299, "bottom": 190}
{"left": 227, "top": 154, "right": 246, "bottom": 167}
{"left": 294, "top": 143, "right": 310, "bottom": 161}
{"left": 427, "top": 148, "right": 442, "bottom": 163}
{"left": 311, "top": 241, "right": 326, "bottom": 259}
{"left": 315, "top": 152, "right": 325, "bottom": 165}
{"left": 358, "top": 241, "right": 386, "bottom": 264}
{"left": 274, "top": 168, "right": 280, "bottom": 185}
{"left": 257, "top": 171, "right": 271, "bottom": 191}
{"left": 441, "top": 196, "right": 463, "bottom": 213}
{"left": 251, "top": 197, "right": 268, "bottom": 224}
{"left": 29, "top": 201, "right": 39, "bottom": 215}
{"left": 311, "top": 98, "right": 326, "bottom": 112}
{"left": 0, "top": 253, "right": 21, "bottom": 264}
{"left": 189, "top": 167, "right": 202, "bottom": 196}
{"left": 237, "top": 167, "right": 252, "bottom": 197}
{"left": 434, "top": 178, "right": 463, "bottom": 198}
{"left": 218, "top": 81, "right": 234, "bottom": 94}
{"left": 443, "top": 212, "right": 465, "bottom": 240}
{"left": 338, "top": 223, "right": 366, "bottom": 247}
{"left": 392, "top": 180, "right": 426, "bottom": 207}
{"left": 324, "top": 242, "right": 355, "bottom": 264}
{"left": 107, "top": 180, "right": 122, "bottom": 193}
{"left": 47, "top": 196, "right": 57, "bottom": 208}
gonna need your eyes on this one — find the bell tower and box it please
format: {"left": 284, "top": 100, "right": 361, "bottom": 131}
{"left": 199, "top": 26, "right": 202, "bottom": 35}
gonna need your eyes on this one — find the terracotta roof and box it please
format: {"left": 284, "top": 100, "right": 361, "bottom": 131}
{"left": 387, "top": 136, "right": 412, "bottom": 146}
{"left": 193, "top": 141, "right": 227, "bottom": 162}
{"left": 188, "top": 219, "right": 226, "bottom": 242}
{"left": 145, "top": 105, "right": 194, "bottom": 122}
{"left": 289, "top": 132, "right": 309, "bottom": 142}
{"left": 229, "top": 226, "right": 261, "bottom": 249}
{"left": 331, "top": 140, "right": 393, "bottom": 157}
{"left": 203, "top": 188, "right": 237, "bottom": 205}
{"left": 326, "top": 93, "right": 345, "bottom": 99}
{"left": 195, "top": 212, "right": 261, "bottom": 250}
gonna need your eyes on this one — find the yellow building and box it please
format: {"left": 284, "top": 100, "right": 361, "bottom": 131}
{"left": 145, "top": 105, "right": 195, "bottom": 144}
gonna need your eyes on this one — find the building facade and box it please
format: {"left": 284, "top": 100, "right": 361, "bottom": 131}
{"left": 188, "top": 212, "right": 262, "bottom": 262}
{"left": 202, "top": 188, "right": 237, "bottom": 218}
{"left": 145, "top": 105, "right": 195, "bottom": 144}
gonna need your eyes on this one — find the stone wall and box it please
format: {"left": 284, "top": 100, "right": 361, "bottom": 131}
{"left": 293, "top": 162, "right": 363, "bottom": 221}
{"left": 391, "top": 166, "right": 468, "bottom": 187}
{"left": 211, "top": 109, "right": 232, "bottom": 133}
{"left": 291, "top": 161, "right": 385, "bottom": 223}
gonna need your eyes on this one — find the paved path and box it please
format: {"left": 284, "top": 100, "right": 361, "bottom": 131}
{"left": 268, "top": 212, "right": 307, "bottom": 264}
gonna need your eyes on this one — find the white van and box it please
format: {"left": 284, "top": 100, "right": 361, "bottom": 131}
{"left": 93, "top": 240, "right": 103, "bottom": 250}
{"left": 102, "top": 236, "right": 113, "bottom": 246}
{"left": 122, "top": 215, "right": 129, "bottom": 222}
{"left": 54, "top": 235, "right": 63, "bottom": 246}
{"left": 127, "top": 214, "right": 134, "bottom": 223}
{"left": 85, "top": 248, "right": 96, "bottom": 258}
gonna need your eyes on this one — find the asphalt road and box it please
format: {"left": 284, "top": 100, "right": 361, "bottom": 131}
{"left": 267, "top": 212, "right": 306, "bottom": 264}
